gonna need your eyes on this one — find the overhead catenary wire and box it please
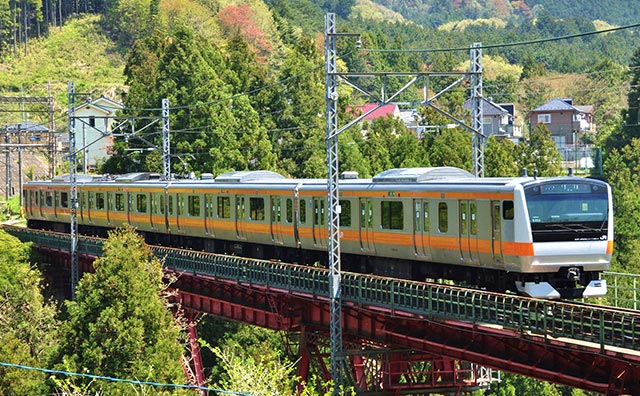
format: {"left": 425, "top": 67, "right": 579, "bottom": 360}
{"left": 0, "top": 361, "right": 253, "bottom": 396}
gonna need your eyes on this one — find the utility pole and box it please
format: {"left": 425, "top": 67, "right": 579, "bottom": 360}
{"left": 324, "top": 13, "right": 346, "bottom": 395}
{"left": 68, "top": 81, "right": 79, "bottom": 300}
{"left": 324, "top": 14, "right": 484, "bottom": 393}
{"left": 470, "top": 43, "right": 485, "bottom": 177}
{"left": 4, "top": 129, "right": 10, "bottom": 200}
{"left": 162, "top": 98, "right": 170, "bottom": 180}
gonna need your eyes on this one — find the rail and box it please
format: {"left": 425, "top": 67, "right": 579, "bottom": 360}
{"left": 5, "top": 226, "right": 639, "bottom": 354}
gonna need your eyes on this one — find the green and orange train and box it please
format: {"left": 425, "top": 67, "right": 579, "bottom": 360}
{"left": 23, "top": 167, "right": 613, "bottom": 299}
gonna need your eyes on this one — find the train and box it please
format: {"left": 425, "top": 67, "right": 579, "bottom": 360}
{"left": 22, "top": 166, "right": 613, "bottom": 299}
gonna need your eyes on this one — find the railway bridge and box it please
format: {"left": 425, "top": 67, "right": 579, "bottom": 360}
{"left": 4, "top": 225, "right": 640, "bottom": 396}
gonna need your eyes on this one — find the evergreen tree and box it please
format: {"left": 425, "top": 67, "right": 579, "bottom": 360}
{"left": 53, "top": 226, "right": 185, "bottom": 394}
{"left": 485, "top": 136, "right": 519, "bottom": 177}
{"left": 606, "top": 46, "right": 640, "bottom": 151}
{"left": 602, "top": 138, "right": 640, "bottom": 274}
{"left": 423, "top": 127, "right": 472, "bottom": 171}
{"left": 0, "top": 230, "right": 58, "bottom": 395}
{"left": 516, "top": 123, "right": 563, "bottom": 176}
{"left": 270, "top": 36, "right": 325, "bottom": 178}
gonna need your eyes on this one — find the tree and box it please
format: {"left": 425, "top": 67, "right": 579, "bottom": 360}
{"left": 53, "top": 226, "right": 185, "bottom": 394}
{"left": 605, "top": 46, "right": 640, "bottom": 151}
{"left": 423, "top": 127, "right": 472, "bottom": 171}
{"left": 0, "top": 230, "right": 58, "bottom": 395}
{"left": 485, "top": 136, "right": 520, "bottom": 177}
{"left": 602, "top": 139, "right": 640, "bottom": 275}
{"left": 516, "top": 123, "right": 563, "bottom": 176}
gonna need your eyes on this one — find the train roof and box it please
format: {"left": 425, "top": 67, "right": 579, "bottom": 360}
{"left": 25, "top": 167, "right": 606, "bottom": 191}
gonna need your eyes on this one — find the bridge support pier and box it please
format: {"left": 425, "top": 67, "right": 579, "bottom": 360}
{"left": 182, "top": 313, "right": 206, "bottom": 395}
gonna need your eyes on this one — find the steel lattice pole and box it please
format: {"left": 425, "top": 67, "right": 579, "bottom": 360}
{"left": 324, "top": 12, "right": 345, "bottom": 395}
{"left": 470, "top": 43, "right": 484, "bottom": 177}
{"left": 68, "top": 81, "right": 79, "bottom": 300}
{"left": 162, "top": 98, "right": 170, "bottom": 180}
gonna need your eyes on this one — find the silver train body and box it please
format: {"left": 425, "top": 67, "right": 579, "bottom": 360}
{"left": 23, "top": 167, "right": 613, "bottom": 299}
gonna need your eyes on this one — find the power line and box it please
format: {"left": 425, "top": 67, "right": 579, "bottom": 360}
{"left": 0, "top": 361, "right": 252, "bottom": 396}
{"left": 361, "top": 22, "right": 640, "bottom": 53}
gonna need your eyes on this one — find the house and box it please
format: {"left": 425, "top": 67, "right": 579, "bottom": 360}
{"left": 72, "top": 96, "right": 124, "bottom": 169}
{"left": 529, "top": 98, "right": 596, "bottom": 169}
{"left": 463, "top": 97, "right": 520, "bottom": 138}
{"left": 529, "top": 98, "right": 595, "bottom": 146}
{"left": 347, "top": 103, "right": 401, "bottom": 121}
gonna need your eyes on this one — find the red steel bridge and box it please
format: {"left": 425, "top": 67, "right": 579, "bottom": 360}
{"left": 4, "top": 225, "right": 640, "bottom": 396}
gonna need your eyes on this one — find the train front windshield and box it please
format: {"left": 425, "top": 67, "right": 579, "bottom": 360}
{"left": 524, "top": 180, "right": 609, "bottom": 243}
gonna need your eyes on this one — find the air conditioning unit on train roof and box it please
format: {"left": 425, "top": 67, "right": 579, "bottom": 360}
{"left": 372, "top": 167, "right": 475, "bottom": 183}
{"left": 214, "top": 170, "right": 286, "bottom": 183}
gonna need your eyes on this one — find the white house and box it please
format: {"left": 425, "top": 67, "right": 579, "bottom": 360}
{"left": 73, "top": 96, "right": 124, "bottom": 169}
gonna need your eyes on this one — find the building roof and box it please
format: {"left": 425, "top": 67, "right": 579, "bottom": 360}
{"left": 5, "top": 121, "right": 49, "bottom": 133}
{"left": 532, "top": 98, "right": 582, "bottom": 113}
{"left": 73, "top": 95, "right": 124, "bottom": 115}
{"left": 348, "top": 103, "right": 400, "bottom": 121}
{"left": 463, "top": 97, "right": 510, "bottom": 116}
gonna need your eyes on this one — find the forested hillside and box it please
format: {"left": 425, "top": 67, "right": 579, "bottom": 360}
{"left": 371, "top": 0, "right": 640, "bottom": 27}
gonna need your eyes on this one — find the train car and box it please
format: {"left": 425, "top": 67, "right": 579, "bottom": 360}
{"left": 23, "top": 167, "right": 613, "bottom": 299}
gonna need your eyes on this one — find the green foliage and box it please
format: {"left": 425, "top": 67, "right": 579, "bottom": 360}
{"left": 423, "top": 127, "right": 472, "bottom": 171}
{"left": 516, "top": 123, "right": 563, "bottom": 176}
{"left": 603, "top": 139, "right": 640, "bottom": 274}
{"left": 53, "top": 225, "right": 186, "bottom": 394}
{"left": 606, "top": 46, "right": 640, "bottom": 151}
{"left": 483, "top": 372, "right": 562, "bottom": 396}
{"left": 0, "top": 230, "right": 58, "bottom": 395}
{"left": 485, "top": 136, "right": 520, "bottom": 177}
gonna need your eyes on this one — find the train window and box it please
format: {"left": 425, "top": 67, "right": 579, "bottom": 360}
{"left": 159, "top": 194, "right": 165, "bottom": 215}
{"left": 381, "top": 201, "right": 403, "bottom": 230}
{"left": 45, "top": 191, "right": 53, "bottom": 207}
{"left": 81, "top": 192, "right": 86, "bottom": 210}
{"left": 205, "top": 195, "right": 214, "bottom": 218}
{"left": 438, "top": 202, "right": 448, "bottom": 233}
{"left": 272, "top": 197, "right": 282, "bottom": 222}
{"left": 300, "top": 199, "right": 307, "bottom": 224}
{"left": 115, "top": 193, "right": 125, "bottom": 212}
{"left": 34, "top": 191, "right": 39, "bottom": 205}
{"left": 178, "top": 195, "right": 185, "bottom": 216}
{"left": 60, "top": 192, "right": 69, "bottom": 208}
{"left": 286, "top": 199, "right": 293, "bottom": 223}
{"left": 55, "top": 191, "right": 60, "bottom": 208}
{"left": 314, "top": 198, "right": 325, "bottom": 226}
{"left": 339, "top": 200, "right": 351, "bottom": 227}
{"left": 503, "top": 200, "right": 514, "bottom": 220}
{"left": 188, "top": 195, "right": 200, "bottom": 216}
{"left": 217, "top": 196, "right": 231, "bottom": 218}
{"left": 95, "top": 193, "right": 105, "bottom": 209}
{"left": 136, "top": 194, "right": 147, "bottom": 213}
{"left": 168, "top": 195, "right": 174, "bottom": 215}
{"left": 470, "top": 202, "right": 477, "bottom": 235}
{"left": 250, "top": 197, "right": 265, "bottom": 220}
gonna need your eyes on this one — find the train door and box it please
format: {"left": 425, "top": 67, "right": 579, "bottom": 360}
{"left": 149, "top": 192, "right": 158, "bottom": 231}
{"left": 359, "top": 198, "right": 374, "bottom": 252}
{"left": 126, "top": 192, "right": 133, "bottom": 225}
{"left": 312, "top": 197, "right": 327, "bottom": 247}
{"left": 176, "top": 194, "right": 185, "bottom": 233}
{"left": 459, "top": 200, "right": 479, "bottom": 263}
{"left": 413, "top": 199, "right": 431, "bottom": 258}
{"left": 106, "top": 191, "right": 114, "bottom": 226}
{"left": 491, "top": 201, "right": 503, "bottom": 264}
{"left": 204, "top": 194, "right": 215, "bottom": 236}
{"left": 236, "top": 195, "right": 247, "bottom": 239}
{"left": 271, "top": 196, "right": 284, "bottom": 244}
